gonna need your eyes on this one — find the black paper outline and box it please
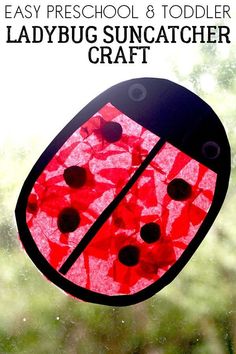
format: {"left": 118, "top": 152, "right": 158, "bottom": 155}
{"left": 15, "top": 78, "right": 231, "bottom": 306}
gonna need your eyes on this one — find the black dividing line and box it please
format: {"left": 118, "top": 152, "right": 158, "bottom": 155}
{"left": 59, "top": 138, "right": 166, "bottom": 275}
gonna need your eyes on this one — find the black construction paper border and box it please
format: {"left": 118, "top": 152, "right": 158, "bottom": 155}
{"left": 15, "top": 78, "right": 231, "bottom": 306}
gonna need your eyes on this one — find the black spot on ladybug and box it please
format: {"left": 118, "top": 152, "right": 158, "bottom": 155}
{"left": 101, "top": 121, "right": 123, "bottom": 143}
{"left": 140, "top": 222, "right": 161, "bottom": 243}
{"left": 202, "top": 141, "right": 221, "bottom": 160}
{"left": 63, "top": 166, "right": 87, "bottom": 188}
{"left": 118, "top": 245, "right": 140, "bottom": 267}
{"left": 57, "top": 207, "right": 80, "bottom": 233}
{"left": 167, "top": 178, "right": 192, "bottom": 201}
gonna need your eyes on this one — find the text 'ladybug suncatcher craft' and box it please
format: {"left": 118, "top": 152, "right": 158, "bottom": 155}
{"left": 15, "top": 78, "right": 230, "bottom": 306}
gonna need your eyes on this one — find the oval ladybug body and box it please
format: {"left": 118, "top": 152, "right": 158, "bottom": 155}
{"left": 15, "top": 78, "right": 231, "bottom": 306}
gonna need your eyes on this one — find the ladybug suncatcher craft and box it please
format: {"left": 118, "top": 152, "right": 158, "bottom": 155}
{"left": 15, "top": 78, "right": 230, "bottom": 306}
